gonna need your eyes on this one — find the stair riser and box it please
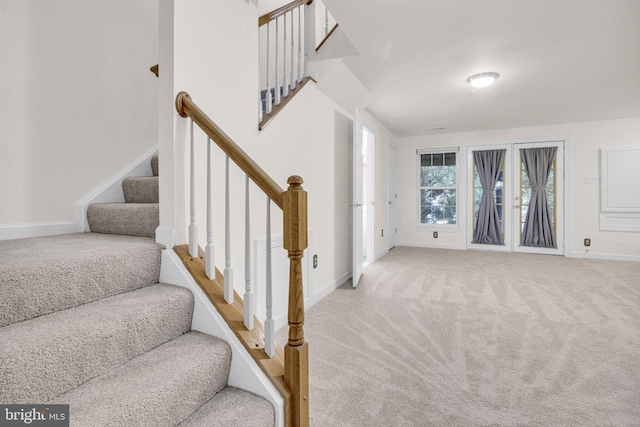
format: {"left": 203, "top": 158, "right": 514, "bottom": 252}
{"left": 87, "top": 203, "right": 159, "bottom": 238}
{"left": 151, "top": 154, "right": 159, "bottom": 177}
{"left": 0, "top": 284, "right": 194, "bottom": 403}
{"left": 0, "top": 234, "right": 162, "bottom": 327}
{"left": 122, "top": 177, "right": 159, "bottom": 203}
{"left": 50, "top": 332, "right": 232, "bottom": 427}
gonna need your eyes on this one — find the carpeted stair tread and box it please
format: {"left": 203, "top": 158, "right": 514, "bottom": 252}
{"left": 87, "top": 202, "right": 159, "bottom": 238}
{"left": 179, "top": 387, "right": 275, "bottom": 427}
{"left": 49, "top": 331, "right": 232, "bottom": 427}
{"left": 0, "top": 283, "right": 193, "bottom": 403}
{"left": 151, "top": 154, "right": 159, "bottom": 177}
{"left": 0, "top": 233, "right": 161, "bottom": 327}
{"left": 123, "top": 176, "right": 159, "bottom": 203}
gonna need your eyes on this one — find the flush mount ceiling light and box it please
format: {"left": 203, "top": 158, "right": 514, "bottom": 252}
{"left": 467, "top": 72, "right": 499, "bottom": 88}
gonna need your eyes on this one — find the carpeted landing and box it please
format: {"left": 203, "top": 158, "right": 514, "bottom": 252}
{"left": 278, "top": 246, "right": 640, "bottom": 427}
{"left": 0, "top": 154, "right": 274, "bottom": 426}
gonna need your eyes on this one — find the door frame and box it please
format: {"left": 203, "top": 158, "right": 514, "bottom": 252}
{"left": 387, "top": 143, "right": 398, "bottom": 250}
{"left": 464, "top": 136, "right": 568, "bottom": 256}
{"left": 362, "top": 125, "right": 375, "bottom": 267}
{"left": 352, "top": 109, "right": 364, "bottom": 288}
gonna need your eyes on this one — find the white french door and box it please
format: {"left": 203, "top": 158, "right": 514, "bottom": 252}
{"left": 467, "top": 140, "right": 564, "bottom": 255}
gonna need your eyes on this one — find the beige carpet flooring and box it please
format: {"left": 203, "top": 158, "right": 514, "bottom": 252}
{"left": 278, "top": 247, "right": 640, "bottom": 426}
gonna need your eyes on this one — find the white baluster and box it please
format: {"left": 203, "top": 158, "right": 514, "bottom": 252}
{"left": 303, "top": 4, "right": 308, "bottom": 79}
{"left": 297, "top": 6, "right": 303, "bottom": 83}
{"left": 205, "top": 136, "right": 215, "bottom": 279}
{"left": 282, "top": 12, "right": 289, "bottom": 98}
{"left": 224, "top": 155, "right": 234, "bottom": 304}
{"left": 265, "top": 22, "right": 272, "bottom": 115}
{"left": 188, "top": 119, "right": 198, "bottom": 258}
{"left": 290, "top": 11, "right": 296, "bottom": 90}
{"left": 325, "top": 5, "right": 329, "bottom": 36}
{"left": 265, "top": 197, "right": 275, "bottom": 357}
{"left": 274, "top": 18, "right": 281, "bottom": 106}
{"left": 244, "top": 176, "right": 254, "bottom": 331}
{"left": 258, "top": 25, "right": 264, "bottom": 122}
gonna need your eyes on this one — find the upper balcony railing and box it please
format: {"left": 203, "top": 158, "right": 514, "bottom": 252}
{"left": 258, "top": 1, "right": 314, "bottom": 130}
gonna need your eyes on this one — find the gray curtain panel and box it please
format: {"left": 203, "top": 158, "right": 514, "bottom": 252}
{"left": 520, "top": 147, "right": 557, "bottom": 248}
{"left": 472, "top": 149, "right": 506, "bottom": 245}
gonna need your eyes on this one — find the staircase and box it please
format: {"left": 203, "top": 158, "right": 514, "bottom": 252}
{"left": 0, "top": 155, "right": 275, "bottom": 426}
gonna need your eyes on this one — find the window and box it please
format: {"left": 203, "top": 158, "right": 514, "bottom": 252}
{"left": 418, "top": 150, "right": 457, "bottom": 225}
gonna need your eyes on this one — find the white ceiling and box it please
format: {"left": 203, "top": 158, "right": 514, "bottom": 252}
{"left": 321, "top": 0, "right": 640, "bottom": 137}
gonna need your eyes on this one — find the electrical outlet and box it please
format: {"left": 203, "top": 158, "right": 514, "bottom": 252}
{"left": 381, "top": 229, "right": 384, "bottom": 237}
{"left": 433, "top": 231, "right": 438, "bottom": 238}
{"left": 313, "top": 254, "right": 318, "bottom": 268}
{"left": 584, "top": 238, "right": 591, "bottom": 247}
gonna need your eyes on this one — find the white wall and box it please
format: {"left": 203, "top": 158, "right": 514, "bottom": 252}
{"left": 0, "top": 0, "right": 159, "bottom": 225}
{"left": 161, "top": 0, "right": 381, "bottom": 300}
{"left": 397, "top": 117, "right": 640, "bottom": 260}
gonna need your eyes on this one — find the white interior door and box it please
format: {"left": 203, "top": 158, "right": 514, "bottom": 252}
{"left": 352, "top": 109, "right": 364, "bottom": 288}
{"left": 467, "top": 141, "right": 564, "bottom": 255}
{"left": 388, "top": 144, "right": 398, "bottom": 249}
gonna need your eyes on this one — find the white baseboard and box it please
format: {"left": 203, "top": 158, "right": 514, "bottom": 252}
{"left": 0, "top": 221, "right": 83, "bottom": 241}
{"left": 398, "top": 241, "right": 464, "bottom": 251}
{"left": 75, "top": 145, "right": 158, "bottom": 231}
{"left": 374, "top": 248, "right": 389, "bottom": 261}
{"left": 568, "top": 251, "right": 640, "bottom": 262}
{"left": 398, "top": 242, "right": 638, "bottom": 262}
{"left": 305, "top": 271, "right": 351, "bottom": 310}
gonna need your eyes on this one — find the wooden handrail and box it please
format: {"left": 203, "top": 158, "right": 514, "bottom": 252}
{"left": 315, "top": 23, "right": 339, "bottom": 52}
{"left": 259, "top": 0, "right": 313, "bottom": 27}
{"left": 259, "top": 77, "right": 315, "bottom": 131}
{"left": 176, "top": 92, "right": 284, "bottom": 209}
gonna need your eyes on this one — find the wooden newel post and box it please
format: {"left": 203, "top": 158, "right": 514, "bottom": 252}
{"left": 283, "top": 175, "right": 309, "bottom": 427}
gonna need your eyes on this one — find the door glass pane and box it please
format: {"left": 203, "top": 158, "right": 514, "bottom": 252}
{"left": 495, "top": 170, "right": 504, "bottom": 227}
{"left": 521, "top": 167, "right": 531, "bottom": 187}
{"left": 521, "top": 188, "right": 531, "bottom": 205}
{"left": 472, "top": 154, "right": 505, "bottom": 238}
